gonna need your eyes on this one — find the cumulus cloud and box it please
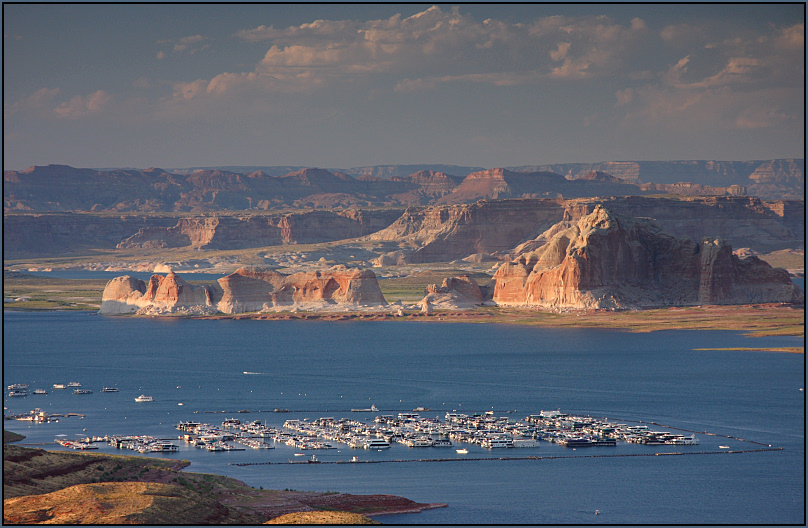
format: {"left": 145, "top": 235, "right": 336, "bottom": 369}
{"left": 185, "top": 6, "right": 647, "bottom": 100}
{"left": 4, "top": 87, "right": 60, "bottom": 119}
{"left": 54, "top": 90, "right": 112, "bottom": 119}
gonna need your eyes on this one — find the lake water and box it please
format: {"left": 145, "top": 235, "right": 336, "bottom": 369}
{"left": 3, "top": 311, "right": 804, "bottom": 524}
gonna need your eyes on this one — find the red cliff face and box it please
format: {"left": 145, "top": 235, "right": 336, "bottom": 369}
{"left": 493, "top": 206, "right": 804, "bottom": 309}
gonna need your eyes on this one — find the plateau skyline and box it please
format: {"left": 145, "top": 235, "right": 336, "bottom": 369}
{"left": 3, "top": 3, "right": 804, "bottom": 170}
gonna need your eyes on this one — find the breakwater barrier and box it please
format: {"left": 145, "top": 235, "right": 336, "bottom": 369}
{"left": 229, "top": 447, "right": 783, "bottom": 466}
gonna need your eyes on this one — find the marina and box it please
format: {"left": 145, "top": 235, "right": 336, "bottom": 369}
{"left": 28, "top": 407, "right": 774, "bottom": 462}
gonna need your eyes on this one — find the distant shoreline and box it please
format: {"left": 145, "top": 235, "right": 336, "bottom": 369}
{"left": 190, "top": 303, "right": 805, "bottom": 339}
{"left": 6, "top": 302, "right": 796, "bottom": 338}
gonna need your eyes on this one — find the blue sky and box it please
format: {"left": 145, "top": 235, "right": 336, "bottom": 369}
{"left": 3, "top": 4, "right": 804, "bottom": 170}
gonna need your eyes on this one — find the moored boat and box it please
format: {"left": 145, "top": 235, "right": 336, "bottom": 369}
{"left": 135, "top": 395, "right": 154, "bottom": 402}
{"left": 52, "top": 384, "right": 67, "bottom": 389}
{"left": 101, "top": 387, "right": 119, "bottom": 392}
{"left": 364, "top": 438, "right": 391, "bottom": 449}
{"left": 73, "top": 389, "right": 93, "bottom": 394}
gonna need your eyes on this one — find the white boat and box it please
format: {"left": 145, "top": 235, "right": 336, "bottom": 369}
{"left": 101, "top": 387, "right": 119, "bottom": 392}
{"left": 666, "top": 434, "right": 699, "bottom": 446}
{"left": 456, "top": 448, "right": 469, "bottom": 454}
{"left": 73, "top": 389, "right": 92, "bottom": 394}
{"left": 364, "top": 438, "right": 391, "bottom": 449}
{"left": 7, "top": 383, "right": 28, "bottom": 390}
{"left": 67, "top": 382, "right": 81, "bottom": 387}
{"left": 8, "top": 390, "right": 28, "bottom": 397}
{"left": 32, "top": 389, "right": 47, "bottom": 395}
{"left": 134, "top": 395, "right": 154, "bottom": 402}
{"left": 151, "top": 442, "right": 179, "bottom": 452}
{"left": 481, "top": 436, "right": 514, "bottom": 449}
{"left": 52, "top": 384, "right": 67, "bottom": 390}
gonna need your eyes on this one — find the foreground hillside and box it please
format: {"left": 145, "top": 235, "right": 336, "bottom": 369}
{"left": 3, "top": 441, "right": 442, "bottom": 524}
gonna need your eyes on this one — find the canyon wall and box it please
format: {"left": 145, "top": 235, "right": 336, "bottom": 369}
{"left": 5, "top": 197, "right": 802, "bottom": 261}
{"left": 117, "top": 209, "right": 403, "bottom": 250}
{"left": 369, "top": 196, "right": 804, "bottom": 264}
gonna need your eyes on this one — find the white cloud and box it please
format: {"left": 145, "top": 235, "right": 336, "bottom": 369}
{"left": 193, "top": 6, "right": 649, "bottom": 100}
{"left": 4, "top": 87, "right": 60, "bottom": 119}
{"left": 54, "top": 90, "right": 112, "bottom": 119}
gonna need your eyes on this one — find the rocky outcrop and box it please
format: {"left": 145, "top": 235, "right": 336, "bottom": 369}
{"left": 492, "top": 206, "right": 804, "bottom": 309}
{"left": 100, "top": 267, "right": 387, "bottom": 315}
{"left": 100, "top": 271, "right": 218, "bottom": 315}
{"left": 216, "top": 266, "right": 386, "bottom": 313}
{"left": 419, "top": 275, "right": 489, "bottom": 309}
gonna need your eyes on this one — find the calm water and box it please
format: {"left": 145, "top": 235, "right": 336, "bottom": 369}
{"left": 3, "top": 311, "right": 804, "bottom": 524}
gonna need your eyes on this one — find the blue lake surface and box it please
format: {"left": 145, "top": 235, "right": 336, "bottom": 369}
{"left": 3, "top": 311, "right": 804, "bottom": 524}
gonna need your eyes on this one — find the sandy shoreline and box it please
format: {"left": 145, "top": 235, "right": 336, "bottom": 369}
{"left": 185, "top": 303, "right": 805, "bottom": 338}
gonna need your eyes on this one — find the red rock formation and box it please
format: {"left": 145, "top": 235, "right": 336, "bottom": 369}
{"left": 100, "top": 267, "right": 387, "bottom": 315}
{"left": 100, "top": 271, "right": 216, "bottom": 315}
{"left": 493, "top": 206, "right": 804, "bottom": 309}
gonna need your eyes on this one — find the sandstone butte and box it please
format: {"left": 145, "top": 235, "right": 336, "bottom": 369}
{"left": 492, "top": 205, "right": 805, "bottom": 310}
{"left": 100, "top": 266, "right": 387, "bottom": 315}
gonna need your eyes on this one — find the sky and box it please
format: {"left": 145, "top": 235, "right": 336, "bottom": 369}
{"left": 3, "top": 3, "right": 804, "bottom": 170}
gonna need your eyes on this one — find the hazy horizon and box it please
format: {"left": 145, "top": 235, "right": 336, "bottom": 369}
{"left": 4, "top": 4, "right": 804, "bottom": 170}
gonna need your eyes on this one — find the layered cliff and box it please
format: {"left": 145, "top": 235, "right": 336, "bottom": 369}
{"left": 100, "top": 267, "right": 387, "bottom": 315}
{"left": 367, "top": 196, "right": 803, "bottom": 264}
{"left": 492, "top": 206, "right": 804, "bottom": 310}
{"left": 117, "top": 209, "right": 403, "bottom": 250}
{"left": 510, "top": 159, "right": 803, "bottom": 199}
{"left": 367, "top": 199, "right": 568, "bottom": 263}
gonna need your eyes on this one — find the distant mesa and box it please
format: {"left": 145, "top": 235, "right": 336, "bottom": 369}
{"left": 492, "top": 206, "right": 805, "bottom": 310}
{"left": 4, "top": 159, "right": 803, "bottom": 214}
{"left": 100, "top": 266, "right": 387, "bottom": 315}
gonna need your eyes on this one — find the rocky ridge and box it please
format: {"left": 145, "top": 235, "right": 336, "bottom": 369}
{"left": 6, "top": 159, "right": 802, "bottom": 214}
{"left": 492, "top": 206, "right": 804, "bottom": 310}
